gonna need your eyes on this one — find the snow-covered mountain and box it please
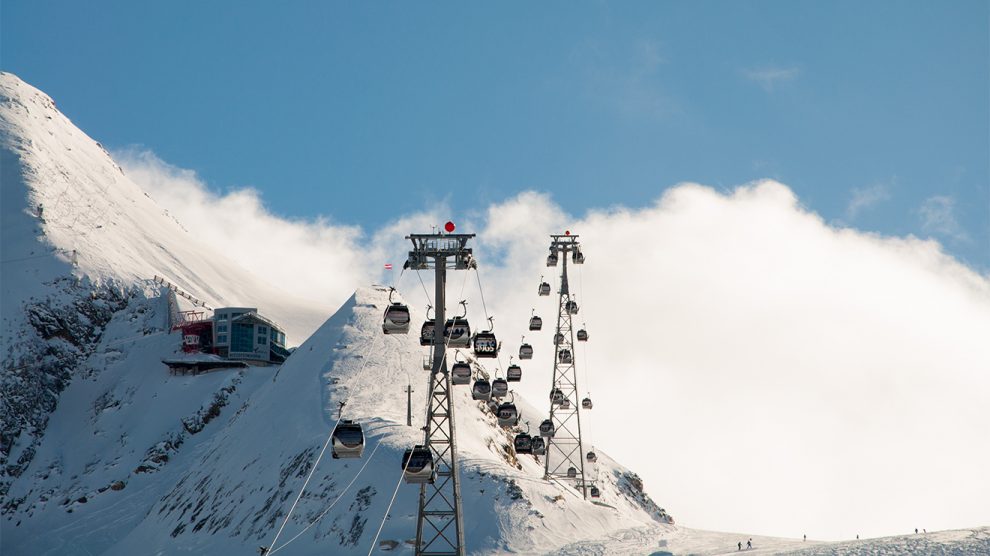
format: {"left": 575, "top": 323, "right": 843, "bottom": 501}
{"left": 1, "top": 72, "right": 671, "bottom": 555}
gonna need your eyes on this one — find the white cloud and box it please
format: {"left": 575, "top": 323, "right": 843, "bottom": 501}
{"left": 113, "top": 151, "right": 990, "bottom": 541}
{"left": 919, "top": 195, "right": 969, "bottom": 242}
{"left": 742, "top": 66, "right": 801, "bottom": 92}
{"left": 846, "top": 183, "right": 892, "bottom": 219}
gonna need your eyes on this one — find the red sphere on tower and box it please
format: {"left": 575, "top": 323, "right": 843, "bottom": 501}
{"left": 444, "top": 221, "right": 456, "bottom": 233}
{"left": 565, "top": 230, "right": 570, "bottom": 235}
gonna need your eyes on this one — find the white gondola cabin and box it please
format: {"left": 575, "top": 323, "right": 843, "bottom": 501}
{"left": 444, "top": 317, "right": 471, "bottom": 348}
{"left": 538, "top": 281, "right": 551, "bottom": 296}
{"left": 472, "top": 379, "right": 491, "bottom": 401}
{"left": 529, "top": 315, "right": 543, "bottom": 331}
{"left": 491, "top": 378, "right": 509, "bottom": 398}
{"left": 420, "top": 320, "right": 435, "bottom": 346}
{"left": 473, "top": 329, "right": 498, "bottom": 359}
{"left": 331, "top": 420, "right": 365, "bottom": 459}
{"left": 531, "top": 436, "right": 546, "bottom": 455}
{"left": 402, "top": 446, "right": 435, "bottom": 484}
{"left": 506, "top": 364, "right": 522, "bottom": 382}
{"left": 539, "top": 418, "right": 555, "bottom": 437}
{"left": 560, "top": 398, "right": 571, "bottom": 410}
{"left": 451, "top": 362, "right": 472, "bottom": 385}
{"left": 382, "top": 303, "right": 411, "bottom": 334}
{"left": 514, "top": 433, "right": 532, "bottom": 454}
{"left": 519, "top": 343, "right": 533, "bottom": 360}
{"left": 496, "top": 402, "right": 519, "bottom": 427}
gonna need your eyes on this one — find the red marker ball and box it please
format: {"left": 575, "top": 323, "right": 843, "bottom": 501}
{"left": 445, "top": 221, "right": 456, "bottom": 233}
{"left": 565, "top": 230, "right": 570, "bottom": 235}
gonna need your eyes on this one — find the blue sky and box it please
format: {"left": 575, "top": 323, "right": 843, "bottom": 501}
{"left": 3, "top": 0, "right": 987, "bottom": 267}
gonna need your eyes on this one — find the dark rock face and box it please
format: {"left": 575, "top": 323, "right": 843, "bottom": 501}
{"left": 615, "top": 471, "right": 673, "bottom": 524}
{"left": 1, "top": 277, "right": 132, "bottom": 500}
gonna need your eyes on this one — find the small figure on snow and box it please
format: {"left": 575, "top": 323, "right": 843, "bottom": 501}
{"left": 803, "top": 534, "right": 806, "bottom": 541}
{"left": 747, "top": 538, "right": 752, "bottom": 549}
{"left": 737, "top": 541, "right": 742, "bottom": 551}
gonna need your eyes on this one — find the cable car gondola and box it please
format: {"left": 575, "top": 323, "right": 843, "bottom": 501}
{"left": 382, "top": 288, "right": 411, "bottom": 334}
{"left": 558, "top": 349, "right": 573, "bottom": 364}
{"left": 573, "top": 250, "right": 585, "bottom": 264}
{"left": 496, "top": 400, "right": 519, "bottom": 428}
{"left": 550, "top": 388, "right": 564, "bottom": 405}
{"left": 577, "top": 328, "right": 588, "bottom": 342}
{"left": 331, "top": 420, "right": 365, "bottom": 459}
{"left": 560, "top": 398, "right": 571, "bottom": 410}
{"left": 586, "top": 451, "right": 597, "bottom": 463}
{"left": 451, "top": 361, "right": 472, "bottom": 385}
{"left": 491, "top": 377, "right": 509, "bottom": 398}
{"left": 538, "top": 278, "right": 551, "bottom": 296}
{"left": 420, "top": 305, "right": 435, "bottom": 346}
{"left": 402, "top": 446, "right": 435, "bottom": 484}
{"left": 590, "top": 485, "right": 600, "bottom": 498}
{"left": 565, "top": 300, "right": 579, "bottom": 315}
{"left": 539, "top": 418, "right": 555, "bottom": 437}
{"left": 554, "top": 333, "right": 564, "bottom": 346}
{"left": 472, "top": 378, "right": 491, "bottom": 401}
{"left": 529, "top": 309, "right": 542, "bottom": 331}
{"left": 531, "top": 436, "right": 546, "bottom": 455}
{"left": 519, "top": 343, "right": 533, "bottom": 360}
{"left": 567, "top": 466, "right": 577, "bottom": 478}
{"left": 444, "top": 301, "right": 471, "bottom": 348}
{"left": 582, "top": 397, "right": 593, "bottom": 410}
{"left": 506, "top": 363, "right": 522, "bottom": 382}
{"left": 514, "top": 433, "right": 533, "bottom": 454}
{"left": 473, "top": 317, "right": 498, "bottom": 358}
{"left": 547, "top": 252, "right": 559, "bottom": 267}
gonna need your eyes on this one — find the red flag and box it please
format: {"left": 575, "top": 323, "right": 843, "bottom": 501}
{"left": 384, "top": 263, "right": 393, "bottom": 270}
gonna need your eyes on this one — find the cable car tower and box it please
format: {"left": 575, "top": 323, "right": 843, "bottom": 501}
{"left": 543, "top": 233, "right": 589, "bottom": 498}
{"left": 404, "top": 224, "right": 474, "bottom": 556}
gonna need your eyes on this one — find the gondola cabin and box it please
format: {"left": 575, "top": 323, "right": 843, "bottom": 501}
{"left": 565, "top": 300, "right": 579, "bottom": 315}
{"left": 514, "top": 433, "right": 533, "bottom": 454}
{"left": 576, "top": 329, "right": 588, "bottom": 342}
{"left": 519, "top": 343, "right": 533, "bottom": 360}
{"left": 573, "top": 251, "right": 585, "bottom": 264}
{"left": 420, "top": 321, "right": 435, "bottom": 346}
{"left": 382, "top": 303, "right": 411, "bottom": 334}
{"left": 539, "top": 419, "right": 555, "bottom": 437}
{"left": 331, "top": 420, "right": 365, "bottom": 459}
{"left": 567, "top": 466, "right": 577, "bottom": 478}
{"left": 491, "top": 378, "right": 509, "bottom": 398}
{"left": 590, "top": 486, "right": 601, "bottom": 498}
{"left": 497, "top": 402, "right": 519, "bottom": 427}
{"left": 554, "top": 333, "right": 564, "bottom": 345}
{"left": 444, "top": 317, "right": 471, "bottom": 348}
{"left": 506, "top": 364, "right": 522, "bottom": 382}
{"left": 402, "top": 446, "right": 435, "bottom": 484}
{"left": 473, "top": 330, "right": 498, "bottom": 358}
{"left": 582, "top": 397, "right": 593, "bottom": 410}
{"left": 531, "top": 436, "right": 546, "bottom": 455}
{"left": 472, "top": 379, "right": 492, "bottom": 401}
{"left": 547, "top": 253, "right": 559, "bottom": 266}
{"left": 529, "top": 316, "right": 542, "bottom": 331}
{"left": 558, "top": 349, "right": 573, "bottom": 364}
{"left": 538, "top": 282, "right": 551, "bottom": 296}
{"left": 550, "top": 388, "right": 564, "bottom": 405}
{"left": 586, "top": 451, "right": 597, "bottom": 463}
{"left": 451, "top": 362, "right": 472, "bottom": 385}
{"left": 560, "top": 398, "right": 571, "bottom": 410}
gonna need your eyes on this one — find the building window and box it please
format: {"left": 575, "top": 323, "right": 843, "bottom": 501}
{"left": 217, "top": 334, "right": 228, "bottom": 343}
{"left": 258, "top": 325, "right": 268, "bottom": 334}
{"left": 217, "top": 324, "right": 227, "bottom": 333}
{"left": 258, "top": 336, "right": 267, "bottom": 345}
{"left": 231, "top": 322, "right": 254, "bottom": 352}
{"left": 232, "top": 312, "right": 244, "bottom": 319}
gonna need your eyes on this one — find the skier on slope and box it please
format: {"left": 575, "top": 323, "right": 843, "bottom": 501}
{"left": 738, "top": 541, "right": 742, "bottom": 551}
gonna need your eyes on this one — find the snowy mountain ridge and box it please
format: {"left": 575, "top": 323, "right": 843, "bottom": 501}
{"left": 1, "top": 71, "right": 672, "bottom": 555}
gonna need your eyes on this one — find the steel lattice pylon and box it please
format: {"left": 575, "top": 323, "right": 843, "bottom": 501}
{"left": 405, "top": 233, "right": 475, "bottom": 556}
{"left": 543, "top": 234, "right": 588, "bottom": 498}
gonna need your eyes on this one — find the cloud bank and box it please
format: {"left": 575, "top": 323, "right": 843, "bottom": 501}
{"left": 117, "top": 151, "right": 990, "bottom": 541}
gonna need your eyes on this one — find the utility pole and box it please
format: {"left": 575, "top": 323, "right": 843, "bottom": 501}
{"left": 543, "top": 233, "right": 588, "bottom": 499}
{"left": 404, "top": 224, "right": 475, "bottom": 556}
{"left": 406, "top": 384, "right": 414, "bottom": 427}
